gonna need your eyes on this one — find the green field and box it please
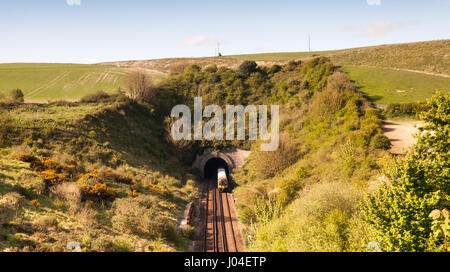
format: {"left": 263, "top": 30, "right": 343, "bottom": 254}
{"left": 0, "top": 63, "right": 129, "bottom": 101}
{"left": 342, "top": 65, "right": 449, "bottom": 104}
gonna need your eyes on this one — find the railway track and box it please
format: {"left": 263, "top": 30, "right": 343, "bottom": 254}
{"left": 200, "top": 179, "right": 242, "bottom": 252}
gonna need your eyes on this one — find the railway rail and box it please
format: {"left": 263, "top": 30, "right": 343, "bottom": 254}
{"left": 200, "top": 179, "right": 242, "bottom": 252}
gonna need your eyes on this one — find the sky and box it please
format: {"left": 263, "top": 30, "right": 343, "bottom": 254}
{"left": 0, "top": 0, "right": 449, "bottom": 63}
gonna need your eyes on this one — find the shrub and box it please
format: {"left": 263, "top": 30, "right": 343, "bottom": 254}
{"left": 124, "top": 71, "right": 157, "bottom": 103}
{"left": 17, "top": 154, "right": 38, "bottom": 163}
{"left": 10, "top": 89, "right": 24, "bottom": 103}
{"left": 169, "top": 62, "right": 190, "bottom": 75}
{"left": 0, "top": 193, "right": 25, "bottom": 224}
{"left": 384, "top": 102, "right": 427, "bottom": 118}
{"left": 30, "top": 199, "right": 41, "bottom": 208}
{"left": 18, "top": 171, "right": 46, "bottom": 195}
{"left": 34, "top": 215, "right": 58, "bottom": 230}
{"left": 0, "top": 112, "right": 14, "bottom": 147}
{"left": 238, "top": 61, "right": 258, "bottom": 78}
{"left": 370, "top": 134, "right": 391, "bottom": 150}
{"left": 238, "top": 205, "right": 257, "bottom": 225}
{"left": 254, "top": 133, "right": 298, "bottom": 179}
{"left": 80, "top": 91, "right": 110, "bottom": 103}
{"left": 277, "top": 178, "right": 303, "bottom": 208}
{"left": 364, "top": 92, "right": 449, "bottom": 252}
{"left": 111, "top": 195, "right": 176, "bottom": 239}
{"left": 148, "top": 184, "right": 170, "bottom": 196}
{"left": 38, "top": 170, "right": 70, "bottom": 186}
{"left": 250, "top": 182, "right": 365, "bottom": 252}
{"left": 179, "top": 225, "right": 196, "bottom": 240}
{"left": 78, "top": 182, "right": 117, "bottom": 201}
{"left": 50, "top": 183, "right": 81, "bottom": 214}
{"left": 111, "top": 237, "right": 134, "bottom": 252}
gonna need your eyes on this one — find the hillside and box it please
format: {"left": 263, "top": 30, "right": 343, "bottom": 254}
{"left": 342, "top": 65, "right": 450, "bottom": 104}
{"left": 0, "top": 64, "right": 165, "bottom": 103}
{"left": 103, "top": 40, "right": 450, "bottom": 105}
{"left": 0, "top": 95, "right": 199, "bottom": 252}
{"left": 1, "top": 40, "right": 448, "bottom": 105}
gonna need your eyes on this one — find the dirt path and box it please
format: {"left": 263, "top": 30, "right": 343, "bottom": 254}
{"left": 382, "top": 120, "right": 424, "bottom": 154}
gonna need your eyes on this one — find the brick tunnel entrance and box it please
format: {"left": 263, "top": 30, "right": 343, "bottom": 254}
{"left": 192, "top": 148, "right": 251, "bottom": 178}
{"left": 203, "top": 157, "right": 230, "bottom": 180}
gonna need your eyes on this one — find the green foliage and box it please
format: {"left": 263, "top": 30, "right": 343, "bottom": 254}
{"left": 364, "top": 92, "right": 449, "bottom": 252}
{"left": 238, "top": 61, "right": 258, "bottom": 78}
{"left": 111, "top": 195, "right": 177, "bottom": 240}
{"left": 370, "top": 134, "right": 391, "bottom": 150}
{"left": 253, "top": 134, "right": 298, "bottom": 179}
{"left": 10, "top": 89, "right": 24, "bottom": 103}
{"left": 277, "top": 178, "right": 302, "bottom": 208}
{"left": 80, "top": 91, "right": 110, "bottom": 103}
{"left": 0, "top": 112, "right": 15, "bottom": 147}
{"left": 384, "top": 102, "right": 428, "bottom": 118}
{"left": 429, "top": 209, "right": 449, "bottom": 252}
{"left": 248, "top": 182, "right": 369, "bottom": 252}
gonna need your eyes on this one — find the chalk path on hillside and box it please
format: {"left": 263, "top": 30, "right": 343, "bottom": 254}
{"left": 382, "top": 120, "right": 424, "bottom": 155}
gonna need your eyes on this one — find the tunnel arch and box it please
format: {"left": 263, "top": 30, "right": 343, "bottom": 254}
{"left": 203, "top": 157, "right": 230, "bottom": 180}
{"left": 192, "top": 148, "right": 251, "bottom": 178}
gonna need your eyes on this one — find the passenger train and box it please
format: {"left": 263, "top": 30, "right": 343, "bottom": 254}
{"left": 217, "top": 168, "right": 228, "bottom": 193}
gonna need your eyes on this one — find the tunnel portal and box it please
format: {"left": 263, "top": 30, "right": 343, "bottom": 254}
{"left": 192, "top": 148, "right": 251, "bottom": 178}
{"left": 203, "top": 158, "right": 229, "bottom": 180}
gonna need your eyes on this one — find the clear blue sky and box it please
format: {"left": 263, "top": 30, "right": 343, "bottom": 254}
{"left": 0, "top": 0, "right": 449, "bottom": 63}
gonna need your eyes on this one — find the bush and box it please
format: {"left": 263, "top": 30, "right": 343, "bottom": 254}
{"left": 384, "top": 102, "right": 427, "bottom": 118}
{"left": 277, "top": 178, "right": 303, "bottom": 208}
{"left": 111, "top": 195, "right": 176, "bottom": 239}
{"left": 124, "top": 71, "right": 157, "bottom": 103}
{"left": 10, "top": 89, "right": 24, "bottom": 103}
{"left": 80, "top": 91, "right": 110, "bottom": 103}
{"left": 250, "top": 182, "right": 366, "bottom": 252}
{"left": 34, "top": 215, "right": 58, "bottom": 230}
{"left": 18, "top": 171, "right": 46, "bottom": 195}
{"left": 364, "top": 92, "right": 450, "bottom": 252}
{"left": 370, "top": 134, "right": 391, "bottom": 150}
{"left": 50, "top": 183, "right": 81, "bottom": 214}
{"left": 0, "top": 112, "right": 14, "bottom": 147}
{"left": 238, "top": 205, "right": 257, "bottom": 225}
{"left": 179, "top": 225, "right": 196, "bottom": 240}
{"left": 254, "top": 133, "right": 298, "bottom": 179}
{"left": 238, "top": 61, "right": 258, "bottom": 78}
{"left": 78, "top": 181, "right": 117, "bottom": 201}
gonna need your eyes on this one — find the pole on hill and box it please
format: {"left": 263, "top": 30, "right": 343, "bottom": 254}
{"left": 308, "top": 34, "right": 311, "bottom": 54}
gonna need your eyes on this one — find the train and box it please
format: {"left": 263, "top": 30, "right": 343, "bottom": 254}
{"left": 217, "top": 168, "right": 229, "bottom": 193}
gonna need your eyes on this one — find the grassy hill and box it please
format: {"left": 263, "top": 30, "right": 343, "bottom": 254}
{"left": 0, "top": 64, "right": 165, "bottom": 102}
{"left": 330, "top": 40, "right": 450, "bottom": 76}
{"left": 226, "top": 40, "right": 450, "bottom": 75}
{"left": 342, "top": 66, "right": 450, "bottom": 104}
{"left": 0, "top": 95, "right": 199, "bottom": 252}
{"left": 0, "top": 40, "right": 447, "bottom": 104}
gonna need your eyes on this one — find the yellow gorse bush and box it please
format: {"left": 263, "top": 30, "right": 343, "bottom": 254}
{"left": 148, "top": 184, "right": 170, "bottom": 196}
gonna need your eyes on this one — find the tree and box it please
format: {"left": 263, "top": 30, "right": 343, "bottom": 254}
{"left": 238, "top": 61, "right": 258, "bottom": 78}
{"left": 10, "top": 89, "right": 24, "bottom": 103}
{"left": 124, "top": 71, "right": 157, "bottom": 102}
{"left": 364, "top": 92, "right": 449, "bottom": 252}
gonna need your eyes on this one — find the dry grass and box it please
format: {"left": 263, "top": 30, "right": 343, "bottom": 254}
{"left": 50, "top": 183, "right": 81, "bottom": 214}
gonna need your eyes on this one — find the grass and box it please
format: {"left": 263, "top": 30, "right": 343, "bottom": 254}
{"left": 223, "top": 49, "right": 344, "bottom": 62}
{"left": 0, "top": 63, "right": 165, "bottom": 102}
{"left": 331, "top": 40, "right": 450, "bottom": 75}
{"left": 0, "top": 64, "right": 125, "bottom": 101}
{"left": 342, "top": 65, "right": 450, "bottom": 104}
{"left": 0, "top": 97, "right": 200, "bottom": 252}
{"left": 224, "top": 40, "right": 450, "bottom": 76}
